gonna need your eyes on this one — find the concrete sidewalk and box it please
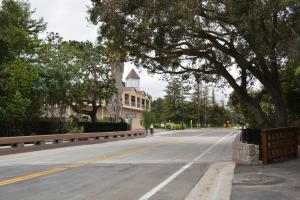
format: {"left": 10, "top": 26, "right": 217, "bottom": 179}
{"left": 231, "top": 158, "right": 300, "bottom": 200}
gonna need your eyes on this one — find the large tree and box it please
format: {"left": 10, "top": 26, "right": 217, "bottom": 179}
{"left": 39, "top": 34, "right": 116, "bottom": 122}
{"left": 89, "top": 0, "right": 300, "bottom": 128}
{"left": 0, "top": 0, "right": 46, "bottom": 120}
{"left": 163, "top": 76, "right": 190, "bottom": 123}
{"left": 0, "top": 0, "right": 45, "bottom": 65}
{"left": 69, "top": 41, "right": 117, "bottom": 122}
{"left": 151, "top": 97, "right": 166, "bottom": 123}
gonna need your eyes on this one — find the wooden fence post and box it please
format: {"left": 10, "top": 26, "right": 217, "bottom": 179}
{"left": 262, "top": 131, "right": 268, "bottom": 165}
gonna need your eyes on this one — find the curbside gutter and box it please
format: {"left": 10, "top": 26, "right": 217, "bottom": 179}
{"left": 185, "top": 162, "right": 236, "bottom": 200}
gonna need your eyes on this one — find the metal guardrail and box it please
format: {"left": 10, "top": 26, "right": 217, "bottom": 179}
{"left": 262, "top": 126, "right": 299, "bottom": 164}
{"left": 0, "top": 130, "right": 146, "bottom": 156}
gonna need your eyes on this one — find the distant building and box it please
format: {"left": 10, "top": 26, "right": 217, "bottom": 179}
{"left": 51, "top": 69, "right": 151, "bottom": 130}
{"left": 64, "top": 69, "right": 150, "bottom": 130}
{"left": 98, "top": 69, "right": 151, "bottom": 129}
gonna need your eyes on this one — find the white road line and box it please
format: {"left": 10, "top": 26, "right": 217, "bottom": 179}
{"left": 137, "top": 131, "right": 234, "bottom": 200}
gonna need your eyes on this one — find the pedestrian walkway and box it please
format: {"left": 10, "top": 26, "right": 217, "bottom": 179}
{"left": 231, "top": 158, "right": 300, "bottom": 200}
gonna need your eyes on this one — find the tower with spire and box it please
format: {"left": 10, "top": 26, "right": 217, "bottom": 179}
{"left": 125, "top": 69, "right": 140, "bottom": 90}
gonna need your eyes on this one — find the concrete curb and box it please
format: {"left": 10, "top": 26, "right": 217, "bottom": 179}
{"left": 185, "top": 161, "right": 236, "bottom": 200}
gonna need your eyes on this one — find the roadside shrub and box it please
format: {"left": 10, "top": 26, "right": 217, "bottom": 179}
{"left": 0, "top": 119, "right": 129, "bottom": 137}
{"left": 69, "top": 126, "right": 84, "bottom": 133}
{"left": 0, "top": 119, "right": 68, "bottom": 137}
{"left": 154, "top": 123, "right": 162, "bottom": 128}
{"left": 79, "top": 122, "right": 128, "bottom": 133}
{"left": 165, "top": 123, "right": 186, "bottom": 130}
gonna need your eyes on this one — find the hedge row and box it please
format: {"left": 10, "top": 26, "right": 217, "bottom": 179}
{"left": 0, "top": 120, "right": 128, "bottom": 137}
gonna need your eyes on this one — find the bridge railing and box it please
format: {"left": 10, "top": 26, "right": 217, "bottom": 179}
{"left": 262, "top": 126, "right": 299, "bottom": 164}
{"left": 0, "top": 130, "right": 146, "bottom": 156}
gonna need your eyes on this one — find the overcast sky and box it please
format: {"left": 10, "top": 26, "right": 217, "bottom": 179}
{"left": 28, "top": 0, "right": 229, "bottom": 101}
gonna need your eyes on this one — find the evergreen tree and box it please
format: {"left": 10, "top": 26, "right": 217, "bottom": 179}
{"left": 211, "top": 88, "right": 216, "bottom": 106}
{"left": 0, "top": 0, "right": 46, "bottom": 120}
{"left": 151, "top": 97, "right": 165, "bottom": 123}
{"left": 163, "top": 76, "right": 190, "bottom": 123}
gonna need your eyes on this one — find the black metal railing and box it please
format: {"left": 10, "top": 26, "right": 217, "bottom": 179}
{"left": 240, "top": 128, "right": 261, "bottom": 145}
{"left": 0, "top": 120, "right": 129, "bottom": 137}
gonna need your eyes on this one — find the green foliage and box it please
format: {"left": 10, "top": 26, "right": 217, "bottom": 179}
{"left": 153, "top": 123, "right": 164, "bottom": 128}
{"left": 5, "top": 60, "right": 37, "bottom": 98}
{"left": 0, "top": 60, "right": 37, "bottom": 120}
{"left": 0, "top": 0, "right": 45, "bottom": 120}
{"left": 143, "top": 111, "right": 155, "bottom": 129}
{"left": 165, "top": 123, "right": 186, "bottom": 130}
{"left": 227, "top": 91, "right": 278, "bottom": 128}
{"left": 38, "top": 33, "right": 116, "bottom": 122}
{"left": 0, "top": 90, "right": 31, "bottom": 120}
{"left": 89, "top": 0, "right": 300, "bottom": 128}
{"left": 151, "top": 80, "right": 233, "bottom": 127}
{"left": 38, "top": 33, "right": 75, "bottom": 117}
{"left": 151, "top": 98, "right": 165, "bottom": 122}
{"left": 0, "top": 0, "right": 45, "bottom": 65}
{"left": 282, "top": 65, "right": 300, "bottom": 124}
{"left": 227, "top": 93, "right": 258, "bottom": 128}
{"left": 163, "top": 76, "right": 190, "bottom": 123}
{"left": 207, "top": 104, "right": 233, "bottom": 127}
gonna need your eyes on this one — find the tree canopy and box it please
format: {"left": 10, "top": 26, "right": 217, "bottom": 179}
{"left": 89, "top": 0, "right": 300, "bottom": 128}
{"left": 0, "top": 0, "right": 45, "bottom": 65}
{"left": 0, "top": 0, "right": 116, "bottom": 123}
{"left": 39, "top": 33, "right": 116, "bottom": 122}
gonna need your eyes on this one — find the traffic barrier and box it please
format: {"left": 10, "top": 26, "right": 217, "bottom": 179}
{"left": 0, "top": 130, "right": 146, "bottom": 156}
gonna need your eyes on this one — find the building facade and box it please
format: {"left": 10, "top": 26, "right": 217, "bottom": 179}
{"left": 97, "top": 69, "right": 151, "bottom": 129}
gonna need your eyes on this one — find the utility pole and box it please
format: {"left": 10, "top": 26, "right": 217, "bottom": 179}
{"left": 204, "top": 86, "right": 208, "bottom": 127}
{"left": 181, "top": 76, "right": 184, "bottom": 126}
{"left": 196, "top": 80, "right": 201, "bottom": 128}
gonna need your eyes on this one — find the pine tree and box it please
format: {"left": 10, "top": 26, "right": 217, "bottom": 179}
{"left": 164, "top": 76, "right": 190, "bottom": 123}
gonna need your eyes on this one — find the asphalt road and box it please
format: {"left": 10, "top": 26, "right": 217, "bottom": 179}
{"left": 0, "top": 128, "right": 235, "bottom": 200}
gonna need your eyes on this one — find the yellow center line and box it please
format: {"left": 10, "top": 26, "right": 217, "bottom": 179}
{"left": 0, "top": 141, "right": 175, "bottom": 187}
{"left": 0, "top": 167, "right": 67, "bottom": 186}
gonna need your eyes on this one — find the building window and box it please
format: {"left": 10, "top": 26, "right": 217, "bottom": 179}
{"left": 131, "top": 96, "right": 136, "bottom": 107}
{"left": 126, "top": 79, "right": 140, "bottom": 89}
{"left": 142, "top": 99, "right": 145, "bottom": 109}
{"left": 125, "top": 94, "right": 130, "bottom": 106}
{"left": 137, "top": 97, "right": 141, "bottom": 108}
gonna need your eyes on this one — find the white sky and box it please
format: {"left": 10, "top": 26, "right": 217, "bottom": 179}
{"left": 28, "top": 0, "right": 229, "bottom": 102}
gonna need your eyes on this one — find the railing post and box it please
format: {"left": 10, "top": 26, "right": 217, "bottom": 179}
{"left": 71, "top": 138, "right": 78, "bottom": 142}
{"left": 35, "top": 141, "right": 45, "bottom": 146}
{"left": 54, "top": 140, "right": 62, "bottom": 144}
{"left": 262, "top": 131, "right": 268, "bottom": 165}
{"left": 11, "top": 143, "right": 24, "bottom": 148}
{"left": 294, "top": 130, "right": 298, "bottom": 157}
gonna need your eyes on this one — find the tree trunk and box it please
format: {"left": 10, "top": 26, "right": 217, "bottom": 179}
{"left": 107, "top": 52, "right": 124, "bottom": 121}
{"left": 262, "top": 75, "right": 288, "bottom": 127}
{"left": 90, "top": 108, "right": 98, "bottom": 123}
{"left": 232, "top": 88, "right": 269, "bottom": 129}
{"left": 245, "top": 99, "right": 269, "bottom": 129}
{"left": 268, "top": 87, "right": 288, "bottom": 127}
